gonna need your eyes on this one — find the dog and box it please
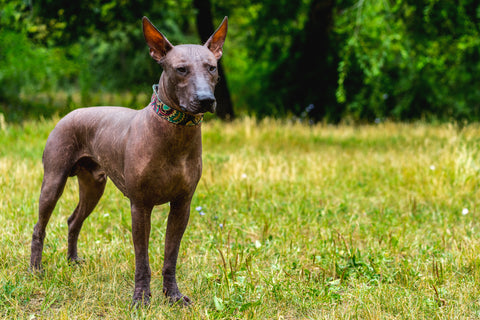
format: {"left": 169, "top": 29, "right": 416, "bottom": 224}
{"left": 30, "top": 16, "right": 228, "bottom": 306}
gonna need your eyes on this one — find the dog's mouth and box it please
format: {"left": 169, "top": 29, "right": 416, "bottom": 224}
{"left": 180, "top": 98, "right": 216, "bottom": 115}
{"left": 196, "top": 99, "right": 217, "bottom": 114}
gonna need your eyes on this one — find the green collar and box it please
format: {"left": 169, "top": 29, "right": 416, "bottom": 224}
{"left": 150, "top": 85, "right": 203, "bottom": 126}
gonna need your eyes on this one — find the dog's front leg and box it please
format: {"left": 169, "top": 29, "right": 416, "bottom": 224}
{"left": 163, "top": 199, "right": 192, "bottom": 305}
{"left": 131, "top": 202, "right": 153, "bottom": 305}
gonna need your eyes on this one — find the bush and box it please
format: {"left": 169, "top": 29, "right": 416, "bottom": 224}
{"left": 335, "top": 0, "right": 480, "bottom": 121}
{"left": 0, "top": 0, "right": 79, "bottom": 120}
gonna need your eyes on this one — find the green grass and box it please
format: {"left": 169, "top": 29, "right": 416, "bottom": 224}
{"left": 1, "top": 118, "right": 480, "bottom": 319}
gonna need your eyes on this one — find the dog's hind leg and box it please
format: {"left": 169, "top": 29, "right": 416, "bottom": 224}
{"left": 67, "top": 160, "right": 107, "bottom": 263}
{"left": 30, "top": 171, "right": 69, "bottom": 270}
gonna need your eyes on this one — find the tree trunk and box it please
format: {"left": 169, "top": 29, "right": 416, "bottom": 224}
{"left": 301, "top": 0, "right": 337, "bottom": 122}
{"left": 193, "top": 0, "right": 234, "bottom": 120}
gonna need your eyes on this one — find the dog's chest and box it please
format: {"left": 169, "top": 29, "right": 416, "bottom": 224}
{"left": 124, "top": 151, "right": 202, "bottom": 204}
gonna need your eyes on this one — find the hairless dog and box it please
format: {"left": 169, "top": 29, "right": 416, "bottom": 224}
{"left": 30, "top": 16, "right": 228, "bottom": 306}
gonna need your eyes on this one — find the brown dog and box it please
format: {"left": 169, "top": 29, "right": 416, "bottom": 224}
{"left": 30, "top": 16, "right": 228, "bottom": 306}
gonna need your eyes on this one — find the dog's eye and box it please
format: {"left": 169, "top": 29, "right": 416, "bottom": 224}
{"left": 176, "top": 67, "right": 187, "bottom": 74}
{"left": 208, "top": 66, "right": 217, "bottom": 73}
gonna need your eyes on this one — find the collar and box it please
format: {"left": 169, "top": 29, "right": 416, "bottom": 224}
{"left": 149, "top": 84, "right": 203, "bottom": 126}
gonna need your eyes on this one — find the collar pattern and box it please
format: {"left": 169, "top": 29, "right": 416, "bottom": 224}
{"left": 149, "top": 85, "right": 203, "bottom": 126}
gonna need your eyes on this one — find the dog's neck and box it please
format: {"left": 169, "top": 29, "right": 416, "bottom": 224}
{"left": 150, "top": 85, "right": 203, "bottom": 126}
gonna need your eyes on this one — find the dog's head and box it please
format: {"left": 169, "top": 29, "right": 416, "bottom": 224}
{"left": 143, "top": 16, "right": 227, "bottom": 115}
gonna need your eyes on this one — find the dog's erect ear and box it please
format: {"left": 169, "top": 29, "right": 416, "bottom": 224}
{"left": 142, "top": 16, "right": 174, "bottom": 62}
{"left": 204, "top": 16, "right": 228, "bottom": 60}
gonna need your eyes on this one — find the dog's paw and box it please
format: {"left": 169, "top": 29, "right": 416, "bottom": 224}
{"left": 131, "top": 297, "right": 151, "bottom": 309}
{"left": 164, "top": 288, "right": 192, "bottom": 306}
{"left": 171, "top": 294, "right": 191, "bottom": 307}
{"left": 131, "top": 289, "right": 151, "bottom": 308}
{"left": 67, "top": 256, "right": 86, "bottom": 266}
{"left": 28, "top": 264, "right": 44, "bottom": 275}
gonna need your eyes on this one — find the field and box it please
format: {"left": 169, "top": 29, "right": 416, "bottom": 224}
{"left": 1, "top": 117, "right": 480, "bottom": 319}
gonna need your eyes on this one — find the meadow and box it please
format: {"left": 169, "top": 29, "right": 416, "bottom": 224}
{"left": 1, "top": 117, "right": 480, "bottom": 319}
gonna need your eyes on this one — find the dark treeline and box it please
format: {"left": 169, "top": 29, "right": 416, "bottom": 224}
{"left": 1, "top": 0, "right": 479, "bottom": 122}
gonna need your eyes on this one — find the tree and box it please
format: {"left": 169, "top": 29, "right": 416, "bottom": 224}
{"left": 271, "top": 0, "right": 338, "bottom": 122}
{"left": 239, "top": 0, "right": 338, "bottom": 121}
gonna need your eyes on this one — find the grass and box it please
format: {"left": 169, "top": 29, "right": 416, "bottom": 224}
{"left": 1, "top": 117, "right": 480, "bottom": 319}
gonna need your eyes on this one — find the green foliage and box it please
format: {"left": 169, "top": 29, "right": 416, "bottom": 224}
{"left": 0, "top": 0, "right": 80, "bottom": 120}
{"left": 1, "top": 0, "right": 479, "bottom": 122}
{"left": 223, "top": 0, "right": 314, "bottom": 117}
{"left": 29, "top": 0, "right": 200, "bottom": 94}
{"left": 224, "top": 0, "right": 480, "bottom": 122}
{"left": 0, "top": 0, "right": 201, "bottom": 120}
{"left": 335, "top": 0, "right": 480, "bottom": 121}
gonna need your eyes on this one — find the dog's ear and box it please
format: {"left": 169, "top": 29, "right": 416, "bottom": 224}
{"left": 204, "top": 16, "right": 228, "bottom": 60}
{"left": 143, "top": 16, "right": 174, "bottom": 62}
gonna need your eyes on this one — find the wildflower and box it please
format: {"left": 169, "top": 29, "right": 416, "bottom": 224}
{"left": 219, "top": 223, "right": 223, "bottom": 228}
{"left": 430, "top": 165, "right": 436, "bottom": 171}
{"left": 195, "top": 206, "right": 202, "bottom": 211}
{"left": 199, "top": 211, "right": 205, "bottom": 216}
{"left": 241, "top": 173, "right": 247, "bottom": 179}
{"left": 103, "top": 213, "right": 110, "bottom": 217}
{"left": 462, "top": 208, "right": 469, "bottom": 215}
{"left": 305, "top": 104, "right": 315, "bottom": 113}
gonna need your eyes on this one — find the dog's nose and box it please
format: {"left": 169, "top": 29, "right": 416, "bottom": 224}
{"left": 198, "top": 94, "right": 216, "bottom": 113}
{"left": 200, "top": 97, "right": 215, "bottom": 108}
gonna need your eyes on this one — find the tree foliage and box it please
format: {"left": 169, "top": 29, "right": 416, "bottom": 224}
{"left": 1, "top": 0, "right": 479, "bottom": 122}
{"left": 0, "top": 0, "right": 80, "bottom": 119}
{"left": 335, "top": 0, "right": 480, "bottom": 121}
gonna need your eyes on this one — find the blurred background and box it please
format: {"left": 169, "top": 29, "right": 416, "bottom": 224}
{"left": 1, "top": 0, "right": 479, "bottom": 123}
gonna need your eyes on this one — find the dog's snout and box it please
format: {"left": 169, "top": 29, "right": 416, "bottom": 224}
{"left": 197, "top": 93, "right": 216, "bottom": 113}
{"left": 200, "top": 97, "right": 215, "bottom": 108}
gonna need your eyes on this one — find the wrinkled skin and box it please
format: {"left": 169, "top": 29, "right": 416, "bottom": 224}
{"left": 30, "top": 16, "right": 228, "bottom": 306}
